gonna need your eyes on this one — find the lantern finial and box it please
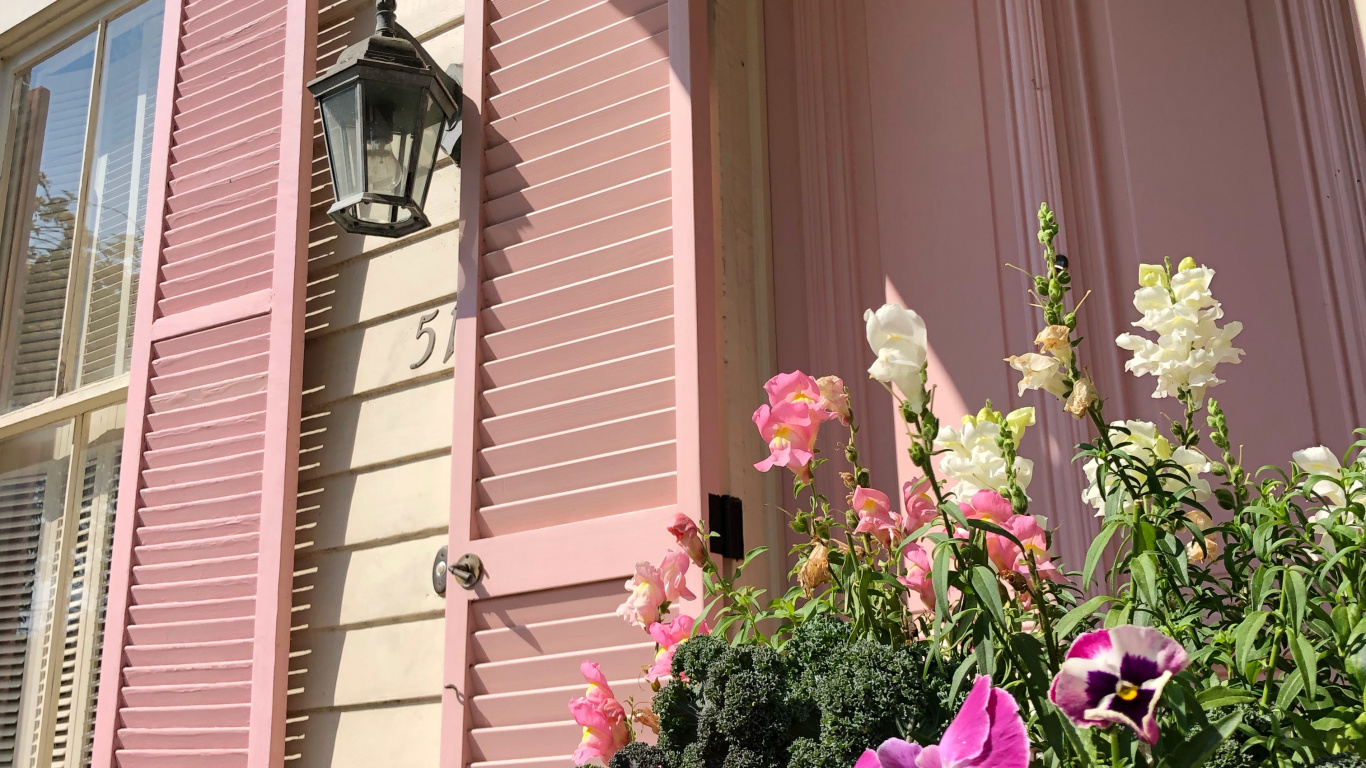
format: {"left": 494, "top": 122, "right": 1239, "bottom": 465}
{"left": 376, "top": 0, "right": 397, "bottom": 36}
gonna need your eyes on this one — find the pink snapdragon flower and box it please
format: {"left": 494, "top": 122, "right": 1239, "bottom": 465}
{"left": 901, "top": 478, "right": 938, "bottom": 533}
{"left": 667, "top": 513, "right": 709, "bottom": 567}
{"left": 764, "top": 370, "right": 830, "bottom": 413}
{"left": 898, "top": 540, "right": 938, "bottom": 610}
{"left": 854, "top": 676, "right": 1029, "bottom": 768}
{"left": 658, "top": 550, "right": 696, "bottom": 604}
{"left": 645, "top": 615, "right": 710, "bottom": 682}
{"left": 961, "top": 489, "right": 1014, "bottom": 524}
{"left": 984, "top": 515, "right": 1061, "bottom": 587}
{"left": 617, "top": 561, "right": 666, "bottom": 628}
{"left": 569, "top": 661, "right": 629, "bottom": 765}
{"left": 753, "top": 401, "right": 820, "bottom": 479}
{"left": 852, "top": 487, "right": 897, "bottom": 546}
{"left": 1049, "top": 625, "right": 1189, "bottom": 744}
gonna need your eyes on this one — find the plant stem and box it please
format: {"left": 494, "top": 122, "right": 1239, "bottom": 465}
{"left": 1111, "top": 729, "right": 1123, "bottom": 768}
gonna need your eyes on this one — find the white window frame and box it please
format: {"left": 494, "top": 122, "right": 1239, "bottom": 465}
{"left": 0, "top": 0, "right": 158, "bottom": 432}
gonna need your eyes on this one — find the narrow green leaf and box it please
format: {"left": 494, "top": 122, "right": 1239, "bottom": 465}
{"left": 1132, "top": 552, "right": 1159, "bottom": 608}
{"left": 1234, "top": 610, "right": 1270, "bottom": 674}
{"left": 932, "top": 544, "right": 952, "bottom": 626}
{"left": 1288, "top": 570, "right": 1308, "bottom": 629}
{"left": 972, "top": 565, "right": 1007, "bottom": 629}
{"left": 1056, "top": 595, "right": 1114, "bottom": 640}
{"left": 1155, "top": 711, "right": 1243, "bottom": 768}
{"left": 1290, "top": 632, "right": 1319, "bottom": 699}
{"left": 1084, "top": 522, "right": 1119, "bottom": 587}
{"left": 1196, "top": 686, "right": 1259, "bottom": 708}
{"left": 1274, "top": 665, "right": 1304, "bottom": 711}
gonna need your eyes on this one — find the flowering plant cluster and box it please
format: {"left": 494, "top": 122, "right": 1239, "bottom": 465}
{"left": 571, "top": 204, "right": 1366, "bottom": 768}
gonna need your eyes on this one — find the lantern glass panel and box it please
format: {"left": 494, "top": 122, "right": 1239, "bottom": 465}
{"left": 411, "top": 90, "right": 446, "bottom": 209}
{"left": 363, "top": 81, "right": 422, "bottom": 200}
{"left": 320, "top": 87, "right": 362, "bottom": 202}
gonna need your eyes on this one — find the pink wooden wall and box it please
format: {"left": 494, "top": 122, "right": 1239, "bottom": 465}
{"left": 767, "top": 0, "right": 1366, "bottom": 569}
{"left": 90, "top": 0, "right": 315, "bottom": 765}
{"left": 441, "top": 0, "right": 714, "bottom": 764}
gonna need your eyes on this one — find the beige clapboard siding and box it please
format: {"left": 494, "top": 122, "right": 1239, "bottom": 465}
{"left": 288, "top": 5, "right": 462, "bottom": 766}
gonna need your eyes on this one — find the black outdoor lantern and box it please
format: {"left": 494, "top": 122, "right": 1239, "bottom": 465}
{"left": 307, "top": 0, "right": 463, "bottom": 237}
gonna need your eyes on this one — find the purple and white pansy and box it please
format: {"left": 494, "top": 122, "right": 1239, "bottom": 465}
{"left": 1048, "top": 624, "right": 1189, "bottom": 744}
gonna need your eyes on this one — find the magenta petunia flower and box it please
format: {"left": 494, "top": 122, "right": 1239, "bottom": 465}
{"left": 853, "top": 676, "right": 1028, "bottom": 768}
{"left": 1048, "top": 625, "right": 1189, "bottom": 744}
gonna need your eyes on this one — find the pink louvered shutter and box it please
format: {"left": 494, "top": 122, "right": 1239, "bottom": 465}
{"left": 88, "top": 0, "right": 315, "bottom": 766}
{"left": 441, "top": 0, "right": 716, "bottom": 764}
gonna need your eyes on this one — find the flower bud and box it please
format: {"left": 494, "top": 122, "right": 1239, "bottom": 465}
{"left": 1177, "top": 256, "right": 1198, "bottom": 273}
{"left": 666, "top": 513, "right": 709, "bottom": 568}
{"left": 841, "top": 472, "right": 856, "bottom": 490}
{"left": 799, "top": 542, "right": 831, "bottom": 597}
{"left": 1138, "top": 263, "right": 1166, "bottom": 287}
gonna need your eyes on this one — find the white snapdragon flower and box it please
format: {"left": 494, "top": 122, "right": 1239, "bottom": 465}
{"left": 1005, "top": 353, "right": 1068, "bottom": 400}
{"left": 1083, "top": 420, "right": 1212, "bottom": 516}
{"left": 1292, "top": 446, "right": 1364, "bottom": 535}
{"left": 866, "top": 304, "right": 929, "bottom": 412}
{"left": 935, "top": 416, "right": 1034, "bottom": 498}
{"left": 1115, "top": 260, "right": 1243, "bottom": 402}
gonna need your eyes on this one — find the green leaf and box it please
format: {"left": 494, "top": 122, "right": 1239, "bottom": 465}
{"left": 1155, "top": 711, "right": 1243, "bottom": 768}
{"left": 1084, "top": 522, "right": 1119, "bottom": 587}
{"left": 1132, "top": 552, "right": 1160, "bottom": 608}
{"left": 972, "top": 565, "right": 1007, "bottom": 629}
{"left": 1274, "top": 665, "right": 1305, "bottom": 711}
{"left": 1104, "top": 484, "right": 1125, "bottom": 522}
{"left": 735, "top": 546, "right": 770, "bottom": 577}
{"left": 1290, "top": 632, "right": 1319, "bottom": 699}
{"left": 1234, "top": 610, "right": 1270, "bottom": 674}
{"left": 1287, "top": 569, "right": 1308, "bottom": 629}
{"left": 1135, "top": 520, "right": 1160, "bottom": 554}
{"left": 1056, "top": 595, "right": 1114, "bottom": 639}
{"left": 966, "top": 518, "right": 1024, "bottom": 550}
{"left": 1196, "top": 686, "right": 1259, "bottom": 708}
{"left": 1253, "top": 519, "right": 1276, "bottom": 560}
{"left": 948, "top": 653, "right": 977, "bottom": 704}
{"left": 932, "top": 544, "right": 952, "bottom": 626}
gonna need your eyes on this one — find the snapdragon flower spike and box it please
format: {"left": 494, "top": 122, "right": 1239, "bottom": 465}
{"left": 1048, "top": 625, "right": 1189, "bottom": 744}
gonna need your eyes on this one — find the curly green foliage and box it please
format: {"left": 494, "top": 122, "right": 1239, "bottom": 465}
{"left": 654, "top": 680, "right": 700, "bottom": 760}
{"left": 673, "top": 634, "right": 729, "bottom": 686}
{"left": 1203, "top": 706, "right": 1273, "bottom": 768}
{"left": 609, "top": 743, "right": 669, "bottom": 768}
{"left": 1312, "top": 755, "right": 1366, "bottom": 767}
{"left": 785, "top": 738, "right": 844, "bottom": 768}
{"left": 718, "top": 669, "right": 793, "bottom": 754}
{"left": 813, "top": 639, "right": 943, "bottom": 763}
{"left": 783, "top": 614, "right": 850, "bottom": 700}
{"left": 722, "top": 747, "right": 777, "bottom": 768}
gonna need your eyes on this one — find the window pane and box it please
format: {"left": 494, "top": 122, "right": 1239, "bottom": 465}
{"left": 76, "top": 3, "right": 163, "bottom": 387}
{"left": 1, "top": 37, "right": 97, "bottom": 411}
{"left": 0, "top": 421, "right": 73, "bottom": 768}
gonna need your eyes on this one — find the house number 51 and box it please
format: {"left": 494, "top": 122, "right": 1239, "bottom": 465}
{"left": 411, "top": 306, "right": 456, "bottom": 369}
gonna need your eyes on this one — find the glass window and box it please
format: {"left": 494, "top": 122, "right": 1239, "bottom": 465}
{"left": 0, "top": 405, "right": 122, "bottom": 768}
{"left": 0, "top": 0, "right": 163, "bottom": 412}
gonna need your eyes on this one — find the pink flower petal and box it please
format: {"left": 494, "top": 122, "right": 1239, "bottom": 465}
{"left": 937, "top": 676, "right": 992, "bottom": 766}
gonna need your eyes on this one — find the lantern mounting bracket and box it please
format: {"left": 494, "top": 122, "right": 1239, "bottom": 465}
{"left": 391, "top": 21, "right": 463, "bottom": 161}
